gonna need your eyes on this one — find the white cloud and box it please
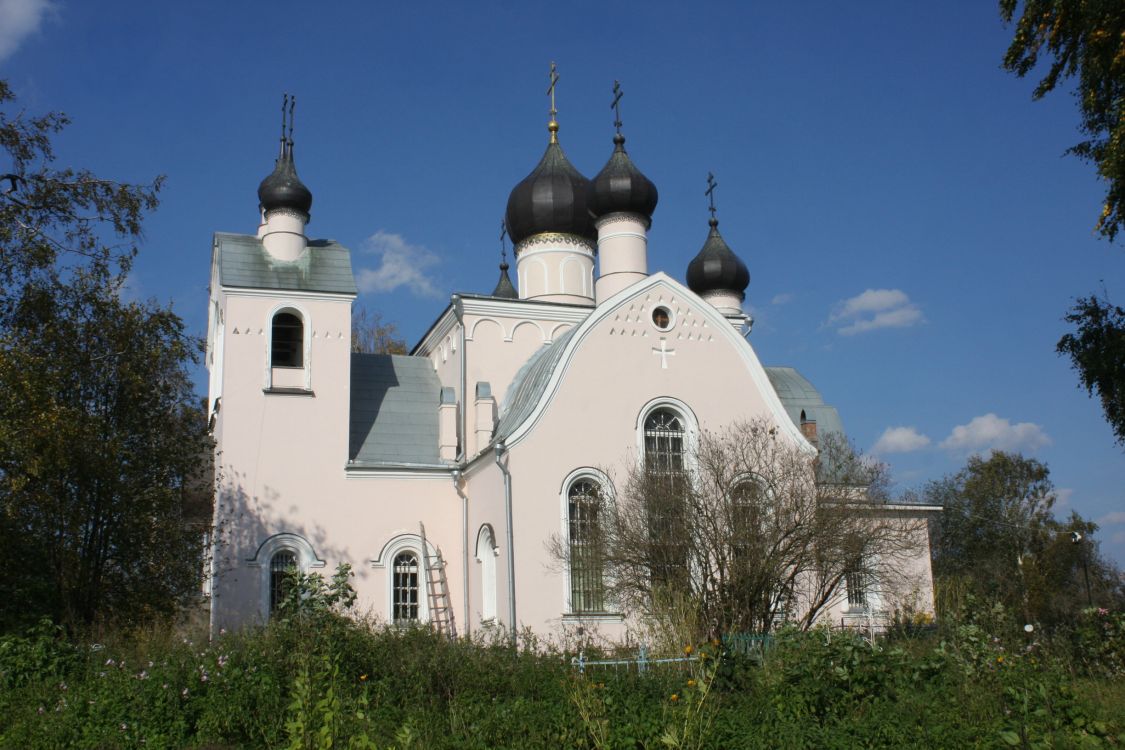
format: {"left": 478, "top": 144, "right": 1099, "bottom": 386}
{"left": 355, "top": 230, "right": 443, "bottom": 298}
{"left": 1097, "top": 511, "right": 1125, "bottom": 526}
{"left": 0, "top": 0, "right": 53, "bottom": 61}
{"left": 939, "top": 413, "right": 1051, "bottom": 454}
{"left": 770, "top": 293, "right": 793, "bottom": 305}
{"left": 872, "top": 426, "right": 931, "bottom": 454}
{"left": 1054, "top": 487, "right": 1073, "bottom": 509}
{"left": 829, "top": 288, "right": 923, "bottom": 336}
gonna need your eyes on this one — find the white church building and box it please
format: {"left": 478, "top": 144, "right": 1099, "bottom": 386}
{"left": 205, "top": 90, "right": 937, "bottom": 640}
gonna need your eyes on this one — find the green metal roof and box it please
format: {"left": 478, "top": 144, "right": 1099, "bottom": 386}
{"left": 764, "top": 366, "right": 846, "bottom": 438}
{"left": 349, "top": 354, "right": 441, "bottom": 465}
{"left": 215, "top": 232, "right": 357, "bottom": 295}
{"left": 495, "top": 327, "right": 578, "bottom": 441}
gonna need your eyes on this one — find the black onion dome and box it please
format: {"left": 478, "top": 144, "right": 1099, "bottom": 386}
{"left": 257, "top": 145, "right": 313, "bottom": 216}
{"left": 505, "top": 140, "right": 596, "bottom": 244}
{"left": 491, "top": 260, "right": 518, "bottom": 299}
{"left": 686, "top": 218, "right": 750, "bottom": 298}
{"left": 590, "top": 134, "right": 658, "bottom": 219}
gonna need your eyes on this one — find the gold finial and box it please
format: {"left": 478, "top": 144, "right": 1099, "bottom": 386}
{"left": 547, "top": 61, "right": 560, "bottom": 143}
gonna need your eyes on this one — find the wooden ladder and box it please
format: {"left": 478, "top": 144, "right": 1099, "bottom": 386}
{"left": 419, "top": 523, "right": 457, "bottom": 639}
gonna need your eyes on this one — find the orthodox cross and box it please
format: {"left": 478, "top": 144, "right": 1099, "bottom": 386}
{"left": 611, "top": 80, "right": 623, "bottom": 134}
{"left": 499, "top": 218, "right": 509, "bottom": 265}
{"left": 547, "top": 62, "right": 559, "bottom": 119}
{"left": 287, "top": 94, "right": 295, "bottom": 145}
{"left": 279, "top": 93, "right": 289, "bottom": 149}
{"left": 652, "top": 339, "right": 676, "bottom": 369}
{"left": 705, "top": 172, "right": 719, "bottom": 220}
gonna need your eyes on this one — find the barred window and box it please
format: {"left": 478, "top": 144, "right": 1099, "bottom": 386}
{"left": 644, "top": 409, "right": 685, "bottom": 475}
{"left": 846, "top": 564, "right": 868, "bottom": 609}
{"left": 393, "top": 551, "right": 420, "bottom": 624}
{"left": 644, "top": 408, "right": 688, "bottom": 588}
{"left": 568, "top": 479, "right": 604, "bottom": 613}
{"left": 271, "top": 311, "right": 303, "bottom": 367}
{"left": 269, "top": 550, "right": 297, "bottom": 616}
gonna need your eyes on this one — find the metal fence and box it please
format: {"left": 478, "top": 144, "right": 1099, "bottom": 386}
{"left": 571, "top": 634, "right": 777, "bottom": 674}
{"left": 571, "top": 645, "right": 697, "bottom": 675}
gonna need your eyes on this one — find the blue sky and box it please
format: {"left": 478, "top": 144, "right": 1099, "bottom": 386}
{"left": 3, "top": 0, "right": 1124, "bottom": 564}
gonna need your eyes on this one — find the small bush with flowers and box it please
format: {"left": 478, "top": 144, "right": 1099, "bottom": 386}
{"left": 1070, "top": 606, "right": 1125, "bottom": 677}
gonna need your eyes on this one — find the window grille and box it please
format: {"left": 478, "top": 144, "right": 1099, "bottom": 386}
{"left": 643, "top": 408, "right": 688, "bottom": 587}
{"left": 393, "top": 551, "right": 420, "bottom": 624}
{"left": 269, "top": 550, "right": 298, "bottom": 616}
{"left": 271, "top": 312, "right": 303, "bottom": 367}
{"left": 644, "top": 409, "right": 684, "bottom": 475}
{"left": 846, "top": 567, "right": 868, "bottom": 609}
{"left": 568, "top": 479, "right": 604, "bottom": 613}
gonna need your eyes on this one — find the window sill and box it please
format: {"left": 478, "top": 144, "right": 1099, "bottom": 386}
{"left": 263, "top": 387, "right": 315, "bottom": 397}
{"left": 562, "top": 612, "right": 624, "bottom": 623}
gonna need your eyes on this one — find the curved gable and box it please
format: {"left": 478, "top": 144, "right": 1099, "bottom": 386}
{"left": 495, "top": 273, "right": 815, "bottom": 452}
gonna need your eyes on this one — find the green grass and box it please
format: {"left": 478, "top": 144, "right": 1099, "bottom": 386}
{"left": 0, "top": 613, "right": 1121, "bottom": 749}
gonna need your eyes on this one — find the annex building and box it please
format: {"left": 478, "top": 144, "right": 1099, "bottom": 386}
{"left": 205, "top": 89, "right": 937, "bottom": 641}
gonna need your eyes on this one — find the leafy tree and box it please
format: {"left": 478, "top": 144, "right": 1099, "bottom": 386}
{"left": 350, "top": 304, "right": 407, "bottom": 355}
{"left": 928, "top": 451, "right": 1121, "bottom": 624}
{"left": 1000, "top": 4, "right": 1125, "bottom": 446}
{"left": 0, "top": 80, "right": 209, "bottom": 631}
{"left": 1056, "top": 293, "right": 1125, "bottom": 446}
{"left": 1000, "top": 0, "right": 1125, "bottom": 241}
{"left": 0, "top": 80, "right": 160, "bottom": 303}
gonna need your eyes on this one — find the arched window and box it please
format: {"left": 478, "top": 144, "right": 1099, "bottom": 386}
{"left": 644, "top": 408, "right": 685, "bottom": 476}
{"left": 393, "top": 551, "right": 421, "bottom": 624}
{"left": 271, "top": 311, "right": 304, "bottom": 367}
{"left": 269, "top": 549, "right": 298, "bottom": 616}
{"left": 475, "top": 525, "right": 498, "bottom": 622}
{"left": 568, "top": 479, "right": 604, "bottom": 613}
{"left": 249, "top": 533, "right": 325, "bottom": 621}
{"left": 643, "top": 407, "right": 688, "bottom": 589}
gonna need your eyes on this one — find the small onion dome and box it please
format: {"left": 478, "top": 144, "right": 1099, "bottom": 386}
{"left": 492, "top": 259, "right": 518, "bottom": 299}
{"left": 257, "top": 145, "right": 313, "bottom": 216}
{"left": 686, "top": 218, "right": 750, "bottom": 299}
{"left": 590, "top": 134, "right": 658, "bottom": 220}
{"left": 505, "top": 132, "right": 596, "bottom": 244}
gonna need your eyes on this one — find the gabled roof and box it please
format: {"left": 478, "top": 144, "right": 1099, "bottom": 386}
{"left": 765, "top": 366, "right": 846, "bottom": 438}
{"left": 215, "top": 232, "right": 357, "bottom": 295}
{"left": 349, "top": 354, "right": 441, "bottom": 465}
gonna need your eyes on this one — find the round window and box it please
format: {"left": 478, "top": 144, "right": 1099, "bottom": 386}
{"left": 651, "top": 306, "right": 673, "bottom": 331}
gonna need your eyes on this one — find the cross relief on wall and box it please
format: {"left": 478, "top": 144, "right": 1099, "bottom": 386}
{"left": 652, "top": 339, "right": 676, "bottom": 369}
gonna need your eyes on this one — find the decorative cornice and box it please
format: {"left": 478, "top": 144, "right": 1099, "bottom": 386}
{"left": 594, "top": 211, "right": 652, "bottom": 231}
{"left": 412, "top": 304, "right": 460, "bottom": 358}
{"left": 221, "top": 286, "right": 356, "bottom": 302}
{"left": 263, "top": 207, "right": 310, "bottom": 222}
{"left": 459, "top": 296, "right": 593, "bottom": 323}
{"left": 514, "top": 232, "right": 596, "bottom": 255}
